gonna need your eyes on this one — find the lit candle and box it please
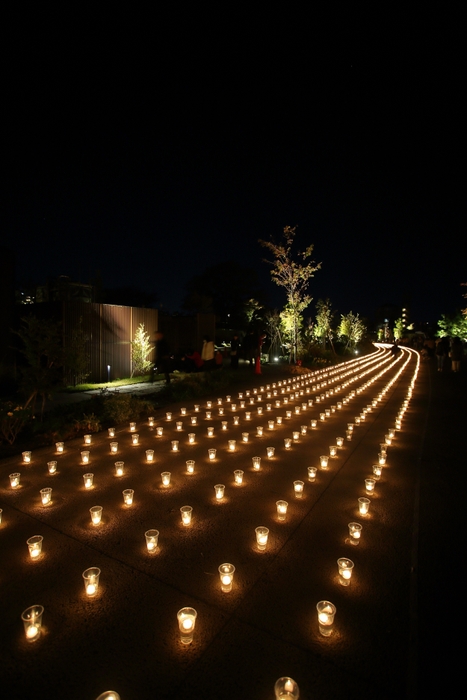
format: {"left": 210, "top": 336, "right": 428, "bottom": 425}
{"left": 242, "top": 432, "right": 249, "bottom": 442}
{"left": 161, "top": 472, "right": 171, "bottom": 486}
{"left": 207, "top": 426, "right": 214, "bottom": 437}
{"left": 284, "top": 438, "right": 292, "bottom": 449}
{"left": 233, "top": 415, "right": 239, "bottom": 425}
{"left": 186, "top": 460, "right": 195, "bottom": 474}
{"left": 27, "top": 535, "right": 43, "bottom": 559}
{"left": 320, "top": 455, "right": 329, "bottom": 468}
{"left": 257, "top": 426, "right": 264, "bottom": 436}
{"left": 191, "top": 416, "right": 197, "bottom": 425}
{"left": 148, "top": 416, "right": 155, "bottom": 426}
{"left": 40, "top": 488, "right": 52, "bottom": 505}
{"left": 276, "top": 416, "right": 282, "bottom": 425}
{"left": 255, "top": 526, "right": 269, "bottom": 551}
{"left": 348, "top": 522, "right": 362, "bottom": 544}
{"left": 81, "top": 450, "right": 90, "bottom": 464}
{"left": 337, "top": 558, "right": 354, "bottom": 586}
{"left": 130, "top": 422, "right": 136, "bottom": 431}
{"left": 180, "top": 506, "right": 192, "bottom": 525}
{"left": 171, "top": 440, "right": 179, "bottom": 452}
{"left": 188, "top": 432, "right": 196, "bottom": 443}
{"left": 358, "top": 497, "right": 370, "bottom": 515}
{"left": 84, "top": 434, "right": 92, "bottom": 445}
{"left": 21, "top": 605, "right": 44, "bottom": 642}
{"left": 108, "top": 427, "right": 116, "bottom": 437}
{"left": 274, "top": 677, "right": 299, "bottom": 700}
{"left": 123, "top": 488, "right": 134, "bottom": 505}
{"left": 245, "top": 412, "right": 251, "bottom": 420}
{"left": 110, "top": 442, "right": 118, "bottom": 453}
{"left": 267, "top": 446, "right": 275, "bottom": 458}
{"left": 307, "top": 466, "right": 317, "bottom": 479}
{"left": 218, "top": 563, "right": 235, "bottom": 592}
{"left": 47, "top": 461, "right": 57, "bottom": 474}
{"left": 276, "top": 500, "right": 288, "bottom": 521}
{"left": 180, "top": 408, "right": 187, "bottom": 416}
{"left": 329, "top": 445, "right": 337, "bottom": 458}
{"left": 177, "top": 607, "right": 197, "bottom": 644}
{"left": 316, "top": 600, "right": 336, "bottom": 636}
{"left": 310, "top": 419, "right": 317, "bottom": 429}
{"left": 83, "top": 567, "right": 101, "bottom": 597}
{"left": 90, "top": 506, "right": 103, "bottom": 524}
{"left": 131, "top": 434, "right": 139, "bottom": 445}
{"left": 194, "top": 404, "right": 200, "bottom": 412}
{"left": 115, "top": 461, "right": 124, "bottom": 476}
{"left": 293, "top": 480, "right": 304, "bottom": 498}
{"left": 145, "top": 529, "right": 159, "bottom": 552}
{"left": 372, "top": 464, "right": 382, "bottom": 478}
{"left": 22, "top": 451, "right": 31, "bottom": 463}
{"left": 146, "top": 449, "right": 154, "bottom": 462}
{"left": 365, "top": 478, "right": 375, "bottom": 494}
{"left": 166, "top": 413, "right": 172, "bottom": 421}
{"left": 234, "top": 469, "right": 244, "bottom": 484}
{"left": 214, "top": 484, "right": 225, "bottom": 500}
{"left": 83, "top": 473, "right": 94, "bottom": 489}
{"left": 176, "top": 422, "right": 183, "bottom": 431}
{"left": 205, "top": 411, "right": 212, "bottom": 420}
{"left": 56, "top": 442, "right": 64, "bottom": 452}
{"left": 228, "top": 440, "right": 236, "bottom": 452}
{"left": 336, "top": 436, "right": 344, "bottom": 447}
{"left": 252, "top": 457, "right": 261, "bottom": 470}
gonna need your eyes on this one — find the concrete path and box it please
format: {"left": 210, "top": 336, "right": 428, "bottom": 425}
{"left": 0, "top": 346, "right": 462, "bottom": 699}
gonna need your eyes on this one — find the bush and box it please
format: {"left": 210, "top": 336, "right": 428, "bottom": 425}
{"left": 0, "top": 401, "right": 32, "bottom": 445}
{"left": 101, "top": 394, "right": 155, "bottom": 425}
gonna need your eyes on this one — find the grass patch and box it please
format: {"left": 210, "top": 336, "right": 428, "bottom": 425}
{"left": 64, "top": 375, "right": 153, "bottom": 392}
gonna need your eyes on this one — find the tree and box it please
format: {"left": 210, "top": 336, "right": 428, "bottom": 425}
{"left": 437, "top": 313, "right": 467, "bottom": 340}
{"left": 14, "top": 316, "right": 64, "bottom": 418}
{"left": 313, "top": 299, "right": 335, "bottom": 353}
{"left": 131, "top": 324, "right": 154, "bottom": 377}
{"left": 393, "top": 317, "right": 405, "bottom": 341}
{"left": 338, "top": 311, "right": 366, "bottom": 351}
{"left": 259, "top": 226, "right": 321, "bottom": 362}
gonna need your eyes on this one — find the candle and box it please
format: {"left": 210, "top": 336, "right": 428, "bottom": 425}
{"left": 207, "top": 426, "right": 214, "bottom": 437}
{"left": 214, "top": 484, "right": 225, "bottom": 500}
{"left": 27, "top": 535, "right": 43, "bottom": 560}
{"left": 131, "top": 434, "right": 139, "bottom": 445}
{"left": 83, "top": 473, "right": 94, "bottom": 489}
{"left": 320, "top": 455, "right": 329, "bottom": 468}
{"left": 358, "top": 497, "right": 370, "bottom": 515}
{"left": 40, "top": 488, "right": 52, "bottom": 505}
{"left": 276, "top": 500, "right": 288, "bottom": 521}
{"left": 293, "top": 480, "right": 304, "bottom": 498}
{"left": 146, "top": 449, "right": 154, "bottom": 462}
{"left": 191, "top": 416, "right": 197, "bottom": 425}
{"left": 242, "top": 432, "right": 249, "bottom": 442}
{"left": 188, "top": 433, "right": 196, "bottom": 444}
{"left": 22, "top": 451, "right": 31, "bottom": 463}
{"left": 348, "top": 522, "right": 362, "bottom": 544}
{"left": 186, "top": 460, "right": 195, "bottom": 474}
{"left": 56, "top": 442, "right": 64, "bottom": 452}
{"left": 316, "top": 600, "right": 336, "bottom": 636}
{"left": 177, "top": 607, "right": 197, "bottom": 644}
{"left": 252, "top": 457, "right": 261, "bottom": 470}
{"left": 21, "top": 605, "right": 44, "bottom": 642}
{"left": 233, "top": 415, "right": 239, "bottom": 425}
{"left": 47, "top": 461, "right": 57, "bottom": 474}
{"left": 234, "top": 469, "right": 244, "bottom": 484}
{"left": 83, "top": 567, "right": 101, "bottom": 597}
{"left": 81, "top": 451, "right": 90, "bottom": 464}
{"left": 176, "top": 422, "right": 183, "bottom": 431}
{"left": 337, "top": 558, "right": 354, "bottom": 586}
{"left": 284, "top": 438, "right": 292, "bottom": 449}
{"left": 255, "top": 526, "right": 269, "bottom": 551}
{"left": 90, "top": 506, "right": 103, "bottom": 524}
{"left": 218, "top": 563, "right": 235, "bottom": 592}
{"left": 166, "top": 413, "right": 172, "bottom": 421}
{"left": 130, "top": 422, "right": 136, "bottom": 431}
{"left": 180, "top": 506, "right": 192, "bottom": 525}
{"left": 123, "top": 489, "right": 134, "bottom": 505}
{"left": 336, "top": 436, "right": 344, "bottom": 448}
{"left": 84, "top": 434, "right": 92, "bottom": 445}
{"left": 267, "top": 446, "right": 275, "bottom": 458}
{"left": 110, "top": 442, "right": 118, "bottom": 453}
{"left": 329, "top": 445, "right": 337, "bottom": 458}
{"left": 115, "top": 461, "right": 124, "bottom": 476}
{"left": 180, "top": 407, "right": 187, "bottom": 415}
{"left": 228, "top": 440, "right": 236, "bottom": 452}
{"left": 161, "top": 472, "right": 171, "bottom": 486}
{"left": 171, "top": 440, "right": 179, "bottom": 452}
{"left": 257, "top": 426, "right": 264, "bottom": 436}
{"left": 365, "top": 478, "right": 375, "bottom": 494}
{"left": 274, "top": 677, "right": 299, "bottom": 700}
{"left": 145, "top": 529, "right": 159, "bottom": 553}
{"left": 108, "top": 428, "right": 116, "bottom": 437}
{"left": 148, "top": 417, "right": 155, "bottom": 426}
{"left": 307, "top": 466, "right": 317, "bottom": 479}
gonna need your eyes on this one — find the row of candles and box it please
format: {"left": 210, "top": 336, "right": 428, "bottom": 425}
{"left": 15, "top": 346, "right": 418, "bottom": 698}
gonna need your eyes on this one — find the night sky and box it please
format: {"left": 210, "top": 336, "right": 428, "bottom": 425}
{"left": 3, "top": 9, "right": 465, "bottom": 324}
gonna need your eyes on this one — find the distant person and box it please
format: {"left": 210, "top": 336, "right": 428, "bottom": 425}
{"left": 201, "top": 335, "right": 215, "bottom": 371}
{"left": 230, "top": 334, "right": 240, "bottom": 369}
{"left": 155, "top": 331, "right": 171, "bottom": 385}
{"left": 435, "top": 337, "right": 449, "bottom": 372}
{"left": 450, "top": 337, "right": 464, "bottom": 373}
{"left": 185, "top": 348, "right": 203, "bottom": 372}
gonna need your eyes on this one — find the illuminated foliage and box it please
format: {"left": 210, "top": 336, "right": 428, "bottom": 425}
{"left": 437, "top": 313, "right": 467, "bottom": 340}
{"left": 393, "top": 317, "right": 405, "bottom": 340}
{"left": 131, "top": 324, "right": 154, "bottom": 377}
{"left": 259, "top": 226, "right": 321, "bottom": 362}
{"left": 313, "top": 299, "right": 335, "bottom": 353}
{"left": 338, "top": 311, "right": 366, "bottom": 350}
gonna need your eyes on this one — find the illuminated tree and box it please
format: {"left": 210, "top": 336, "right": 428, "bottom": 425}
{"left": 393, "top": 317, "right": 404, "bottom": 341}
{"left": 338, "top": 311, "right": 366, "bottom": 351}
{"left": 437, "top": 313, "right": 467, "bottom": 340}
{"left": 131, "top": 324, "right": 154, "bottom": 377}
{"left": 259, "top": 226, "right": 321, "bottom": 362}
{"left": 313, "top": 299, "right": 335, "bottom": 353}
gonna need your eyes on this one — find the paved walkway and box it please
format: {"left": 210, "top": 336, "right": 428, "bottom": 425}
{"left": 0, "top": 347, "right": 463, "bottom": 699}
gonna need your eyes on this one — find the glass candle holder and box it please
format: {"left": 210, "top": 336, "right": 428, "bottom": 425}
{"left": 206, "top": 448, "right": 216, "bottom": 461}
{"left": 385, "top": 434, "right": 392, "bottom": 445}
{"left": 310, "top": 419, "right": 317, "bottom": 429}
{"left": 219, "top": 563, "right": 235, "bottom": 592}
{"left": 47, "top": 461, "right": 57, "bottom": 474}
{"left": 372, "top": 464, "right": 382, "bottom": 478}
{"left": 188, "top": 433, "right": 195, "bottom": 444}
{"left": 166, "top": 413, "right": 172, "bottom": 421}
{"left": 365, "top": 478, "right": 375, "bottom": 494}
{"left": 177, "top": 607, "right": 197, "bottom": 644}
{"left": 186, "top": 460, "right": 195, "bottom": 474}
{"left": 21, "top": 605, "right": 44, "bottom": 642}
{"left": 115, "top": 461, "right": 124, "bottom": 476}
{"left": 337, "top": 402, "right": 342, "bottom": 410}
{"left": 266, "top": 403, "right": 272, "bottom": 411}
{"left": 320, "top": 455, "right": 329, "bottom": 468}
{"left": 221, "top": 421, "right": 228, "bottom": 431}
{"left": 90, "top": 506, "right": 103, "bottom": 525}
{"left": 108, "top": 428, "right": 116, "bottom": 437}
{"left": 171, "top": 441, "right": 179, "bottom": 452}
{"left": 346, "top": 429, "right": 352, "bottom": 441}
{"left": 191, "top": 416, "right": 197, "bottom": 425}
{"left": 276, "top": 500, "right": 288, "bottom": 521}
{"left": 358, "top": 497, "right": 370, "bottom": 515}
{"left": 245, "top": 412, "right": 251, "bottom": 421}
{"left": 205, "top": 411, "right": 212, "bottom": 420}
{"left": 83, "top": 567, "right": 101, "bottom": 597}
{"left": 56, "top": 442, "right": 64, "bottom": 453}
{"left": 40, "top": 488, "right": 52, "bottom": 505}
{"left": 206, "top": 400, "right": 212, "bottom": 408}
{"left": 176, "top": 422, "right": 183, "bottom": 431}
{"left": 255, "top": 526, "right": 269, "bottom": 551}
{"left": 234, "top": 469, "right": 244, "bottom": 484}
{"left": 231, "top": 403, "right": 237, "bottom": 412}
{"left": 329, "top": 445, "right": 337, "bottom": 458}
{"left": 307, "top": 466, "right": 317, "bottom": 480}
{"left": 316, "top": 600, "right": 336, "bottom": 636}
{"left": 214, "top": 484, "right": 225, "bottom": 500}
{"left": 123, "top": 489, "right": 134, "bottom": 505}
{"left": 226, "top": 396, "right": 231, "bottom": 402}
{"left": 81, "top": 451, "right": 90, "bottom": 464}
{"left": 336, "top": 436, "right": 344, "bottom": 448}
{"left": 233, "top": 415, "right": 240, "bottom": 425}
{"left": 286, "top": 411, "right": 292, "bottom": 419}
{"left": 84, "top": 434, "right": 92, "bottom": 445}
{"left": 217, "top": 398, "right": 223, "bottom": 405}
{"left": 276, "top": 416, "right": 282, "bottom": 425}
{"left": 294, "top": 406, "right": 300, "bottom": 415}
{"left": 257, "top": 406, "right": 263, "bottom": 415}
{"left": 146, "top": 449, "right": 154, "bottom": 462}
{"left": 161, "top": 472, "right": 171, "bottom": 486}
{"left": 242, "top": 432, "right": 249, "bottom": 442}
{"left": 291, "top": 431, "right": 299, "bottom": 441}
{"left": 337, "top": 558, "right": 354, "bottom": 586}
{"left": 207, "top": 426, "right": 214, "bottom": 437}
{"left": 130, "top": 422, "right": 136, "bottom": 431}
{"left": 22, "top": 451, "right": 31, "bottom": 463}
{"left": 300, "top": 425, "right": 307, "bottom": 435}
{"left": 267, "top": 446, "right": 275, "bottom": 458}
{"left": 348, "top": 521, "right": 362, "bottom": 544}
{"left": 275, "top": 400, "right": 281, "bottom": 408}
{"left": 268, "top": 420, "right": 275, "bottom": 430}
{"left": 379, "top": 443, "right": 388, "bottom": 455}
{"left": 145, "top": 529, "right": 159, "bottom": 553}
{"left": 148, "top": 416, "right": 155, "bottom": 426}
{"left": 256, "top": 426, "right": 263, "bottom": 437}
{"left": 378, "top": 452, "right": 387, "bottom": 466}
{"left": 194, "top": 404, "right": 200, "bottom": 412}
{"left": 110, "top": 442, "right": 118, "bottom": 453}
{"left": 274, "top": 677, "right": 299, "bottom": 700}
{"left": 83, "top": 473, "right": 94, "bottom": 489}
{"left": 180, "top": 506, "right": 192, "bottom": 525}
{"left": 131, "top": 434, "right": 139, "bottom": 445}
{"left": 320, "top": 413, "right": 326, "bottom": 422}
{"left": 228, "top": 440, "right": 236, "bottom": 452}
{"left": 218, "top": 407, "right": 224, "bottom": 416}
{"left": 301, "top": 403, "right": 307, "bottom": 411}
{"left": 27, "top": 535, "right": 43, "bottom": 559}
{"left": 180, "top": 407, "right": 187, "bottom": 416}
{"left": 252, "top": 456, "right": 261, "bottom": 470}
{"left": 293, "top": 480, "right": 304, "bottom": 498}
{"left": 284, "top": 438, "right": 292, "bottom": 449}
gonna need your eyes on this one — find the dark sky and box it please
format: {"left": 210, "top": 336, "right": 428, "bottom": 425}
{"left": 3, "top": 9, "right": 465, "bottom": 324}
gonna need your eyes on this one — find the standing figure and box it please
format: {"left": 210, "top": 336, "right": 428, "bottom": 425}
{"left": 201, "top": 335, "right": 215, "bottom": 371}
